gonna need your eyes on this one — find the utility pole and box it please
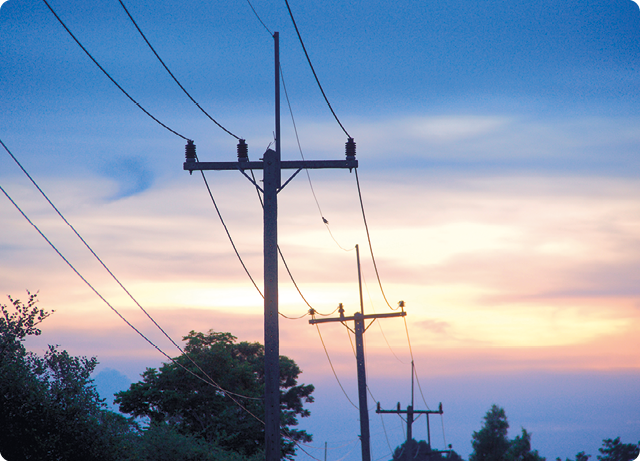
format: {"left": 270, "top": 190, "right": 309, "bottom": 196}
{"left": 376, "top": 362, "right": 445, "bottom": 454}
{"left": 309, "top": 245, "right": 406, "bottom": 461}
{"left": 183, "top": 32, "right": 357, "bottom": 461}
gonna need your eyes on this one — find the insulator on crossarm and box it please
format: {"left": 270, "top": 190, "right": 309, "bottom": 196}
{"left": 237, "top": 139, "right": 248, "bottom": 162}
{"left": 345, "top": 137, "right": 356, "bottom": 160}
{"left": 185, "top": 140, "right": 196, "bottom": 162}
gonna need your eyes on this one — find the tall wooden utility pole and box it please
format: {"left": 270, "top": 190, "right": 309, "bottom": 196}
{"left": 183, "top": 32, "right": 357, "bottom": 461}
{"left": 309, "top": 245, "right": 406, "bottom": 461}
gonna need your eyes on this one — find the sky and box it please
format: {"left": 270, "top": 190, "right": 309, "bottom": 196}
{"left": 1, "top": 0, "right": 640, "bottom": 459}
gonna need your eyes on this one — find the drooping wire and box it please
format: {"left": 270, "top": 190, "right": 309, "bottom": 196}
{"left": 362, "top": 269, "right": 405, "bottom": 364}
{"left": 441, "top": 414, "right": 448, "bottom": 450}
{"left": 245, "top": 0, "right": 272, "bottom": 36}
{"left": 199, "top": 170, "right": 264, "bottom": 299}
{"left": 41, "top": 0, "right": 189, "bottom": 141}
{"left": 314, "top": 323, "right": 358, "bottom": 409}
{"left": 116, "top": 0, "right": 239, "bottom": 139}
{"left": 380, "top": 413, "right": 394, "bottom": 455}
{"left": 245, "top": 166, "right": 336, "bottom": 318}
{"left": 283, "top": 0, "right": 351, "bottom": 138}
{"left": 0, "top": 182, "right": 260, "bottom": 409}
{"left": 0, "top": 139, "right": 258, "bottom": 401}
{"left": 280, "top": 64, "right": 354, "bottom": 252}
{"left": 354, "top": 169, "right": 398, "bottom": 310}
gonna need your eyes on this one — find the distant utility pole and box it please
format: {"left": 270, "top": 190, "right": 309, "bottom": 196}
{"left": 376, "top": 361, "right": 445, "bottom": 452}
{"left": 309, "top": 245, "right": 406, "bottom": 461}
{"left": 183, "top": 32, "right": 357, "bottom": 461}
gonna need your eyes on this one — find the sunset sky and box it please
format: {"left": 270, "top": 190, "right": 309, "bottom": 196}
{"left": 1, "top": 0, "right": 640, "bottom": 459}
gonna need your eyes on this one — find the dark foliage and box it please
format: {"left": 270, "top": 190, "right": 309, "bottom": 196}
{"left": 391, "top": 438, "right": 463, "bottom": 461}
{"left": 115, "top": 329, "right": 314, "bottom": 459}
{"left": 0, "top": 293, "right": 136, "bottom": 461}
{"left": 470, "top": 405, "right": 545, "bottom": 461}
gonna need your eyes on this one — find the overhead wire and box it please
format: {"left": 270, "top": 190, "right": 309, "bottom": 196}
{"left": 245, "top": 0, "right": 273, "bottom": 36}
{"left": 198, "top": 167, "right": 264, "bottom": 299}
{"left": 283, "top": 0, "right": 350, "bottom": 138}
{"left": 362, "top": 270, "right": 405, "bottom": 364}
{"left": 313, "top": 323, "right": 358, "bottom": 410}
{"left": 0, "top": 140, "right": 260, "bottom": 402}
{"left": 279, "top": 65, "right": 354, "bottom": 252}
{"left": 41, "top": 0, "right": 189, "bottom": 141}
{"left": 0, "top": 181, "right": 261, "bottom": 412}
{"left": 354, "top": 169, "right": 398, "bottom": 311}
{"left": 116, "top": 0, "right": 239, "bottom": 139}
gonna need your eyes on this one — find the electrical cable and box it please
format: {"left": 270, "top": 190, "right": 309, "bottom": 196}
{"left": 314, "top": 323, "right": 358, "bottom": 409}
{"left": 282, "top": 0, "right": 351, "bottom": 138}
{"left": 441, "top": 413, "right": 448, "bottom": 449}
{"left": 354, "top": 169, "right": 399, "bottom": 311}
{"left": 116, "top": 0, "right": 239, "bottom": 139}
{"left": 0, "top": 181, "right": 260, "bottom": 409}
{"left": 245, "top": 0, "right": 273, "bottom": 36}
{"left": 362, "top": 269, "right": 405, "bottom": 364}
{"left": 199, "top": 169, "right": 264, "bottom": 299}
{"left": 380, "top": 413, "right": 394, "bottom": 455}
{"left": 41, "top": 0, "right": 190, "bottom": 141}
{"left": 0, "top": 139, "right": 259, "bottom": 403}
{"left": 279, "top": 64, "right": 354, "bottom": 252}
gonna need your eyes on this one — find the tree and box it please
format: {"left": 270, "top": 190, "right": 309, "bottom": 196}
{"left": 390, "top": 439, "right": 463, "bottom": 461}
{"left": 0, "top": 292, "right": 136, "bottom": 461}
{"left": 470, "top": 405, "right": 545, "bottom": 461}
{"left": 557, "top": 452, "right": 591, "bottom": 461}
{"left": 115, "top": 329, "right": 315, "bottom": 459}
{"left": 597, "top": 438, "right": 640, "bottom": 461}
{"left": 470, "top": 405, "right": 511, "bottom": 461}
{"left": 506, "top": 428, "right": 545, "bottom": 461}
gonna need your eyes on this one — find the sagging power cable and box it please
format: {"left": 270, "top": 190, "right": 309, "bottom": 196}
{"left": 0, "top": 139, "right": 258, "bottom": 403}
{"left": 41, "top": 0, "right": 190, "bottom": 141}
{"left": 283, "top": 0, "right": 351, "bottom": 138}
{"left": 116, "top": 0, "right": 240, "bottom": 139}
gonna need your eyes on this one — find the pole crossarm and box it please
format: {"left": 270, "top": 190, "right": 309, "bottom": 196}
{"left": 376, "top": 405, "right": 443, "bottom": 415}
{"left": 309, "top": 311, "right": 405, "bottom": 325}
{"left": 184, "top": 158, "right": 358, "bottom": 172}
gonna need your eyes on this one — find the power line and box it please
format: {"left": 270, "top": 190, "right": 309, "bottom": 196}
{"left": 0, "top": 181, "right": 257, "bottom": 401}
{"left": 361, "top": 269, "right": 405, "bottom": 364}
{"left": 279, "top": 65, "right": 354, "bottom": 253}
{"left": 199, "top": 170, "right": 264, "bottom": 299}
{"left": 41, "top": 0, "right": 189, "bottom": 141}
{"left": 354, "top": 169, "right": 399, "bottom": 311}
{"left": 313, "top": 323, "right": 358, "bottom": 409}
{"left": 0, "top": 139, "right": 260, "bottom": 403}
{"left": 116, "top": 0, "right": 240, "bottom": 139}
{"left": 246, "top": 0, "right": 273, "bottom": 36}
{"left": 282, "top": 0, "right": 351, "bottom": 138}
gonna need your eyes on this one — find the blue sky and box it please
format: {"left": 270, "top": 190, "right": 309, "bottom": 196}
{"left": 2, "top": 0, "right": 640, "bottom": 460}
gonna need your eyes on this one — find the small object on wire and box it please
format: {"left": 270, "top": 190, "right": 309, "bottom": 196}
{"left": 322, "top": 217, "right": 328, "bottom": 224}
{"left": 346, "top": 137, "right": 356, "bottom": 160}
{"left": 237, "top": 139, "right": 249, "bottom": 162}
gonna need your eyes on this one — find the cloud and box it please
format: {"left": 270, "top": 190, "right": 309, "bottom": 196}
{"left": 98, "top": 156, "right": 154, "bottom": 200}
{"left": 417, "top": 319, "right": 451, "bottom": 334}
